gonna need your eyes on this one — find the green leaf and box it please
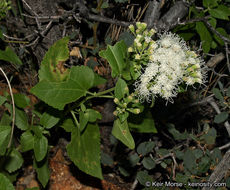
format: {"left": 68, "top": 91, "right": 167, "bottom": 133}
{"left": 33, "top": 156, "right": 50, "bottom": 188}
{"left": 101, "top": 152, "right": 113, "bottom": 166}
{"left": 128, "top": 111, "right": 157, "bottom": 133}
{"left": 99, "top": 40, "right": 127, "bottom": 78}
{"left": 93, "top": 73, "right": 107, "bottom": 87}
{"left": 214, "top": 112, "right": 228, "bottom": 123}
{"left": 0, "top": 47, "right": 23, "bottom": 67}
{"left": 208, "top": 17, "right": 217, "bottom": 28}
{"left": 118, "top": 166, "right": 130, "bottom": 177}
{"left": 212, "top": 88, "right": 224, "bottom": 101}
{"left": 0, "top": 173, "right": 15, "bottom": 190}
{"left": 197, "top": 156, "right": 210, "bottom": 174}
{"left": 118, "top": 31, "right": 135, "bottom": 47}
{"left": 67, "top": 124, "right": 103, "bottom": 179}
{"left": 179, "top": 32, "right": 195, "bottom": 41}
{"left": 0, "top": 125, "right": 11, "bottom": 155}
{"left": 15, "top": 107, "right": 29, "bottom": 130}
{"left": 31, "top": 66, "right": 95, "bottom": 110}
{"left": 112, "top": 119, "right": 135, "bottom": 149}
{"left": 0, "top": 95, "right": 7, "bottom": 105}
{"left": 142, "top": 157, "right": 156, "bottom": 170}
{"left": 201, "top": 127, "right": 217, "bottom": 144}
{"left": 40, "top": 108, "right": 60, "bottom": 129}
{"left": 13, "top": 93, "right": 30, "bottom": 109}
{"left": 39, "top": 37, "right": 70, "bottom": 82}
{"left": 0, "top": 113, "right": 11, "bottom": 126}
{"left": 79, "top": 111, "right": 89, "bottom": 132}
{"left": 128, "top": 153, "right": 140, "bottom": 167}
{"left": 167, "top": 123, "right": 189, "bottom": 140}
{"left": 61, "top": 118, "right": 75, "bottom": 132}
{"left": 203, "top": 0, "right": 218, "bottom": 8}
{"left": 209, "top": 5, "right": 230, "bottom": 20}
{"left": 213, "top": 27, "right": 229, "bottom": 45}
{"left": 20, "top": 131, "right": 34, "bottom": 152}
{"left": 86, "top": 109, "right": 102, "bottom": 122}
{"left": 114, "top": 78, "right": 128, "bottom": 100}
{"left": 196, "top": 22, "right": 212, "bottom": 53}
{"left": 34, "top": 135, "right": 48, "bottom": 162}
{"left": 4, "top": 148, "right": 23, "bottom": 173}
{"left": 227, "top": 87, "right": 230, "bottom": 97}
{"left": 183, "top": 149, "right": 196, "bottom": 173}
{"left": 137, "top": 141, "right": 155, "bottom": 156}
{"left": 136, "top": 170, "right": 152, "bottom": 186}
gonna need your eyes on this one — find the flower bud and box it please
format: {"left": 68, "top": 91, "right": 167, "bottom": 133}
{"left": 128, "top": 47, "right": 133, "bottom": 52}
{"left": 127, "top": 108, "right": 140, "bottom": 114}
{"left": 114, "top": 98, "right": 119, "bottom": 104}
{"left": 129, "top": 24, "right": 135, "bottom": 33}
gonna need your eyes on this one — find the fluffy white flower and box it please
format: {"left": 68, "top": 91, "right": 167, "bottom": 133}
{"left": 135, "top": 32, "right": 205, "bottom": 102}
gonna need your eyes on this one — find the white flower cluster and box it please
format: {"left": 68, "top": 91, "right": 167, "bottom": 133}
{"left": 135, "top": 33, "right": 206, "bottom": 102}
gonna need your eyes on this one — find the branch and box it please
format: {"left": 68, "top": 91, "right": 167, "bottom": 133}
{"left": 207, "top": 97, "right": 230, "bottom": 137}
{"left": 156, "top": 1, "right": 188, "bottom": 31}
{"left": 202, "top": 150, "right": 230, "bottom": 190}
{"left": 143, "top": 0, "right": 161, "bottom": 29}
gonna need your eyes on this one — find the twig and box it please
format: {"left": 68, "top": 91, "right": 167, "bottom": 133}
{"left": 202, "top": 149, "right": 230, "bottom": 190}
{"left": 225, "top": 42, "right": 230, "bottom": 73}
{"left": 207, "top": 97, "right": 230, "bottom": 136}
{"left": 0, "top": 67, "right": 15, "bottom": 149}
{"left": 131, "top": 179, "right": 138, "bottom": 190}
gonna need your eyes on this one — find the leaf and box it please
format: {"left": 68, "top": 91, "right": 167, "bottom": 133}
{"left": 196, "top": 22, "right": 212, "bottom": 53}
{"left": 67, "top": 124, "right": 103, "bottom": 179}
{"left": 212, "top": 88, "right": 224, "bottom": 101}
{"left": 0, "top": 125, "right": 11, "bottom": 155}
{"left": 0, "top": 29, "right": 3, "bottom": 40}
{"left": 137, "top": 141, "right": 155, "bottom": 156}
{"left": 203, "top": 0, "right": 218, "bottom": 8}
{"left": 0, "top": 113, "right": 11, "bottom": 126}
{"left": 227, "top": 86, "right": 230, "bottom": 97}
{"left": 39, "top": 37, "right": 70, "bottom": 82}
{"left": 0, "top": 47, "right": 23, "bottom": 67}
{"left": 33, "top": 156, "right": 50, "bottom": 188}
{"left": 209, "top": 5, "right": 230, "bottom": 20}
{"left": 128, "top": 153, "right": 140, "bottom": 167}
{"left": 136, "top": 170, "right": 152, "bottom": 186}
{"left": 87, "top": 109, "right": 102, "bottom": 122}
{"left": 167, "top": 123, "right": 189, "bottom": 140}
{"left": 128, "top": 111, "right": 157, "bottom": 133}
{"left": 20, "top": 131, "right": 34, "bottom": 152}
{"left": 40, "top": 108, "right": 60, "bottom": 129}
{"left": 99, "top": 40, "right": 127, "bottom": 78}
{"left": 214, "top": 112, "right": 228, "bottom": 123}
{"left": 213, "top": 27, "right": 229, "bottom": 45}
{"left": 0, "top": 95, "right": 7, "bottom": 105}
{"left": 101, "top": 152, "right": 113, "bottom": 166}
{"left": 142, "top": 157, "right": 156, "bottom": 170}
{"left": 112, "top": 119, "right": 135, "bottom": 149}
{"left": 118, "top": 31, "right": 135, "bottom": 47}
{"left": 114, "top": 78, "right": 128, "bottom": 100}
{"left": 15, "top": 107, "right": 29, "bottom": 130}
{"left": 14, "top": 93, "right": 30, "bottom": 109}
{"left": 5, "top": 148, "right": 23, "bottom": 173}
{"left": 31, "top": 66, "right": 95, "bottom": 110}
{"left": 0, "top": 173, "right": 15, "bottom": 190}
{"left": 118, "top": 166, "right": 130, "bottom": 177}
{"left": 183, "top": 149, "right": 196, "bottom": 173}
{"left": 197, "top": 156, "right": 210, "bottom": 174}
{"left": 34, "top": 135, "right": 48, "bottom": 162}
{"left": 201, "top": 127, "right": 217, "bottom": 144}
{"left": 61, "top": 118, "right": 75, "bottom": 132}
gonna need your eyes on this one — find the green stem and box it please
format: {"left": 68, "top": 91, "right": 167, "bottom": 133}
{"left": 71, "top": 111, "right": 79, "bottom": 127}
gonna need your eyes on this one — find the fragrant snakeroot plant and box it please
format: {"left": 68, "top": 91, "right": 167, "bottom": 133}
{"left": 131, "top": 26, "right": 206, "bottom": 103}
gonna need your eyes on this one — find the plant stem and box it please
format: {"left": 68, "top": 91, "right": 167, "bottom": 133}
{"left": 70, "top": 110, "right": 80, "bottom": 127}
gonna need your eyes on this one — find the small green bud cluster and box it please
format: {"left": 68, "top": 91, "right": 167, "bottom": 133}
{"left": 0, "top": 0, "right": 11, "bottom": 20}
{"left": 128, "top": 22, "right": 156, "bottom": 79}
{"left": 113, "top": 90, "right": 142, "bottom": 121}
